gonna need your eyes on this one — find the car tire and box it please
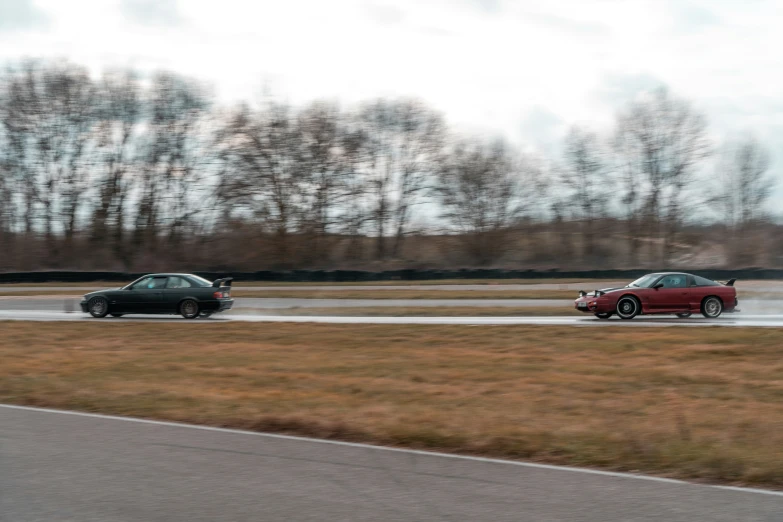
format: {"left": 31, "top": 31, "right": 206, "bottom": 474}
{"left": 675, "top": 312, "right": 692, "bottom": 318}
{"left": 180, "top": 299, "right": 200, "bottom": 319}
{"left": 200, "top": 311, "right": 213, "bottom": 319}
{"left": 110, "top": 313, "right": 124, "bottom": 318}
{"left": 701, "top": 296, "right": 723, "bottom": 318}
{"left": 88, "top": 297, "right": 109, "bottom": 318}
{"left": 594, "top": 312, "right": 612, "bottom": 319}
{"left": 616, "top": 296, "right": 639, "bottom": 320}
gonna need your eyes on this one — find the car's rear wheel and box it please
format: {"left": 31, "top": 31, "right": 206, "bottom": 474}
{"left": 616, "top": 296, "right": 639, "bottom": 320}
{"left": 675, "top": 312, "right": 692, "bottom": 318}
{"left": 88, "top": 297, "right": 109, "bottom": 318}
{"left": 594, "top": 312, "right": 612, "bottom": 319}
{"left": 110, "top": 313, "right": 124, "bottom": 318}
{"left": 180, "top": 299, "right": 200, "bottom": 319}
{"left": 701, "top": 296, "right": 723, "bottom": 318}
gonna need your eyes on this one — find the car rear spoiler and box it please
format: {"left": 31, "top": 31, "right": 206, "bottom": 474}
{"left": 212, "top": 277, "right": 234, "bottom": 288}
{"left": 721, "top": 278, "right": 736, "bottom": 287}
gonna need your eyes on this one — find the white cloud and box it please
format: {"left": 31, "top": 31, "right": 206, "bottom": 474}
{"left": 120, "top": 0, "right": 182, "bottom": 26}
{"left": 0, "top": 0, "right": 48, "bottom": 32}
{"left": 0, "top": 0, "right": 781, "bottom": 204}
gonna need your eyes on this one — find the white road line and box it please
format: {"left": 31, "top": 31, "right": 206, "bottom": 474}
{"left": 2, "top": 403, "right": 782, "bottom": 497}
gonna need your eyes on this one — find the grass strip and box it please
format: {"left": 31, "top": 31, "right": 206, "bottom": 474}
{"left": 2, "top": 322, "right": 783, "bottom": 488}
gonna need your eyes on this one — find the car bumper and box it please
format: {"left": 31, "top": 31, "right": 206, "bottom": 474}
{"left": 217, "top": 298, "right": 233, "bottom": 312}
{"left": 574, "top": 297, "right": 612, "bottom": 313}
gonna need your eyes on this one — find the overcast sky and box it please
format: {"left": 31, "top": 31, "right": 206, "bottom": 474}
{"left": 1, "top": 0, "right": 782, "bottom": 182}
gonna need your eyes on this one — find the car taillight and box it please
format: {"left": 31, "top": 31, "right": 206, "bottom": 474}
{"left": 213, "top": 291, "right": 223, "bottom": 299}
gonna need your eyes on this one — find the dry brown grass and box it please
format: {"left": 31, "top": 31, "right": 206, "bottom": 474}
{"left": 2, "top": 322, "right": 783, "bottom": 487}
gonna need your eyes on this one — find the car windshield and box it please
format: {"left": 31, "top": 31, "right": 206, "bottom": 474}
{"left": 189, "top": 275, "right": 213, "bottom": 287}
{"left": 122, "top": 277, "right": 146, "bottom": 290}
{"left": 627, "top": 274, "right": 660, "bottom": 288}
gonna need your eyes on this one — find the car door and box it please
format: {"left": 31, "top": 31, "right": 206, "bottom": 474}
{"left": 649, "top": 274, "right": 689, "bottom": 310}
{"left": 122, "top": 276, "right": 166, "bottom": 312}
{"left": 161, "top": 276, "right": 194, "bottom": 313}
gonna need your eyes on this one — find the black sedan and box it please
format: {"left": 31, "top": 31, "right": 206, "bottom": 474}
{"left": 80, "top": 273, "right": 234, "bottom": 319}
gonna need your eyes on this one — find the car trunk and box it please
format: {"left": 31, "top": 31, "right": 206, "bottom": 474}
{"left": 212, "top": 277, "right": 233, "bottom": 299}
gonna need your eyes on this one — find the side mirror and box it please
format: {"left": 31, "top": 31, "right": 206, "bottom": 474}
{"left": 653, "top": 282, "right": 664, "bottom": 289}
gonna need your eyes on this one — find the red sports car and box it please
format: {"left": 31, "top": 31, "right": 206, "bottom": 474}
{"left": 573, "top": 272, "right": 739, "bottom": 320}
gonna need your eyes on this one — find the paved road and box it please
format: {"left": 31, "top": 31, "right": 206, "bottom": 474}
{"left": 1, "top": 296, "right": 781, "bottom": 314}
{"left": 2, "top": 404, "right": 781, "bottom": 522}
{"left": 0, "top": 297, "right": 571, "bottom": 311}
{"left": 2, "top": 310, "right": 783, "bottom": 326}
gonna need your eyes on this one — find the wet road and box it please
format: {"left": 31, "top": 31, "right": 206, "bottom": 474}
{"left": 1, "top": 310, "right": 783, "bottom": 326}
{"left": 0, "top": 296, "right": 571, "bottom": 311}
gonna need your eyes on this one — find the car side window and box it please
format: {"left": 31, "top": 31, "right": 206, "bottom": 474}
{"left": 166, "top": 276, "right": 192, "bottom": 289}
{"left": 692, "top": 275, "right": 718, "bottom": 287}
{"left": 149, "top": 277, "right": 168, "bottom": 289}
{"left": 659, "top": 275, "right": 686, "bottom": 288}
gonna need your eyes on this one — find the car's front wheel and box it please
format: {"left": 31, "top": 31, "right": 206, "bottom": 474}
{"left": 88, "top": 297, "right": 109, "bottom": 318}
{"left": 595, "top": 312, "right": 612, "bottom": 319}
{"left": 616, "top": 296, "right": 640, "bottom": 320}
{"left": 180, "top": 299, "right": 200, "bottom": 319}
{"left": 701, "top": 297, "right": 723, "bottom": 318}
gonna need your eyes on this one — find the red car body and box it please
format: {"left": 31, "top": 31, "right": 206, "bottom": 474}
{"left": 574, "top": 272, "right": 739, "bottom": 320}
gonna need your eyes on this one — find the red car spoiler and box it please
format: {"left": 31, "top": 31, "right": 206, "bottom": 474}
{"left": 212, "top": 277, "right": 234, "bottom": 288}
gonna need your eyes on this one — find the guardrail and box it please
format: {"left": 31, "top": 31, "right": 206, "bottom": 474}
{"left": 1, "top": 268, "right": 782, "bottom": 283}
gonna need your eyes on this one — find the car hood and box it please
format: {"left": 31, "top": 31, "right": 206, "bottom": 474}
{"left": 84, "top": 288, "right": 122, "bottom": 298}
{"left": 577, "top": 286, "right": 626, "bottom": 298}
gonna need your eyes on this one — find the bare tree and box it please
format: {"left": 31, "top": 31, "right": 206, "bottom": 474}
{"left": 614, "top": 88, "right": 710, "bottom": 264}
{"left": 434, "top": 139, "right": 525, "bottom": 265}
{"left": 133, "top": 72, "right": 212, "bottom": 264}
{"left": 0, "top": 122, "right": 12, "bottom": 263}
{"left": 216, "top": 101, "right": 311, "bottom": 266}
{"left": 295, "top": 101, "right": 352, "bottom": 263}
{"left": 0, "top": 61, "right": 97, "bottom": 264}
{"left": 90, "top": 70, "right": 143, "bottom": 268}
{"left": 353, "top": 99, "right": 445, "bottom": 260}
{"left": 559, "top": 126, "right": 610, "bottom": 259}
{"left": 717, "top": 135, "right": 775, "bottom": 265}
{"left": 720, "top": 136, "right": 774, "bottom": 227}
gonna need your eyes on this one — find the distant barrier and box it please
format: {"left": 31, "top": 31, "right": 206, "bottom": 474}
{"left": 1, "top": 268, "right": 782, "bottom": 284}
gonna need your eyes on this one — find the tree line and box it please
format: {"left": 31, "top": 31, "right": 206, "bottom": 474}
{"left": 0, "top": 60, "right": 778, "bottom": 271}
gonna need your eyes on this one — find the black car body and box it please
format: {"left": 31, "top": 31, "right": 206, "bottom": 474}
{"left": 80, "top": 273, "right": 234, "bottom": 319}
